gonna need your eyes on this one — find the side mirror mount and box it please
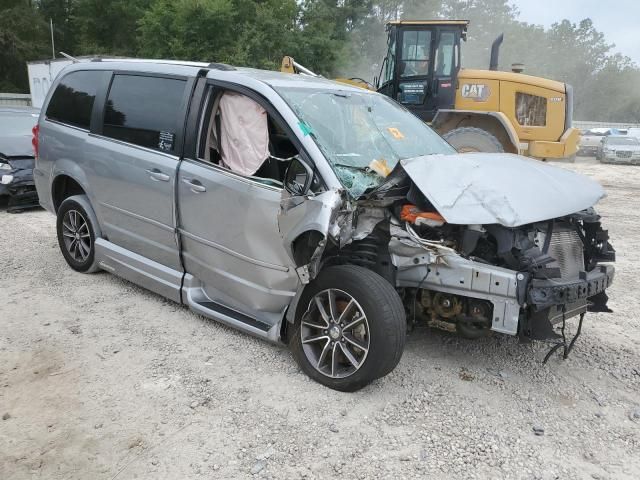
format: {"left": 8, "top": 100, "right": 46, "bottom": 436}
{"left": 284, "top": 157, "right": 314, "bottom": 196}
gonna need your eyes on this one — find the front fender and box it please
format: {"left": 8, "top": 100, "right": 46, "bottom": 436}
{"left": 278, "top": 189, "right": 344, "bottom": 263}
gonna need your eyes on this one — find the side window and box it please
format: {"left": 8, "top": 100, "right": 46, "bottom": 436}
{"left": 103, "top": 75, "right": 186, "bottom": 153}
{"left": 199, "top": 87, "right": 300, "bottom": 187}
{"left": 435, "top": 32, "right": 455, "bottom": 76}
{"left": 382, "top": 33, "right": 396, "bottom": 85}
{"left": 46, "top": 70, "right": 105, "bottom": 129}
{"left": 401, "top": 30, "right": 431, "bottom": 78}
{"left": 515, "top": 92, "right": 547, "bottom": 126}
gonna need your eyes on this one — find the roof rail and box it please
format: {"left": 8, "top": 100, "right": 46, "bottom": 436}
{"left": 207, "top": 62, "right": 236, "bottom": 71}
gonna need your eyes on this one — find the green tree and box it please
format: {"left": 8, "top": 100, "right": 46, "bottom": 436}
{"left": 1, "top": 0, "right": 639, "bottom": 121}
{"left": 0, "top": 0, "right": 50, "bottom": 91}
{"left": 75, "top": 0, "right": 150, "bottom": 55}
{"left": 37, "top": 0, "right": 78, "bottom": 54}
{"left": 138, "top": 0, "right": 298, "bottom": 69}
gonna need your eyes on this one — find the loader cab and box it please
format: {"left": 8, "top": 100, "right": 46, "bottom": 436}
{"left": 377, "top": 20, "right": 467, "bottom": 122}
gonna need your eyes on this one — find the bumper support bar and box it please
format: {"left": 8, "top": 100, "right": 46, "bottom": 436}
{"left": 542, "top": 306, "right": 585, "bottom": 364}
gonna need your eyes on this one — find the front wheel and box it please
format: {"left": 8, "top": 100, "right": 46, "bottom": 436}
{"left": 290, "top": 265, "right": 406, "bottom": 392}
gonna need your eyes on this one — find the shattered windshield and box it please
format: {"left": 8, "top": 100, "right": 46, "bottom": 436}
{"left": 276, "top": 87, "right": 455, "bottom": 197}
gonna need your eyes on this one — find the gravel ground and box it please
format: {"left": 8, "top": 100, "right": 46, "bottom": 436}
{"left": 1, "top": 157, "right": 639, "bottom": 480}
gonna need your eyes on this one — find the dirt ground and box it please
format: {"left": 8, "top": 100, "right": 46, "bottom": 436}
{"left": 1, "top": 157, "right": 639, "bottom": 480}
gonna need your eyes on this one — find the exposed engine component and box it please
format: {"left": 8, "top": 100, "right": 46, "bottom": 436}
{"left": 327, "top": 195, "right": 614, "bottom": 345}
{"left": 326, "top": 226, "right": 396, "bottom": 284}
{"left": 428, "top": 292, "right": 463, "bottom": 318}
{"left": 419, "top": 290, "right": 493, "bottom": 339}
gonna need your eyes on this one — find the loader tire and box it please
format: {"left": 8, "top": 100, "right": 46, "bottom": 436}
{"left": 442, "top": 127, "right": 504, "bottom": 153}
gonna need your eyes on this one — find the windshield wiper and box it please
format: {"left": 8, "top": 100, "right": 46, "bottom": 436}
{"left": 333, "top": 163, "right": 372, "bottom": 172}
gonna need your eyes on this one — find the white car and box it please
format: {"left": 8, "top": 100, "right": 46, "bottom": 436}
{"left": 600, "top": 135, "right": 640, "bottom": 165}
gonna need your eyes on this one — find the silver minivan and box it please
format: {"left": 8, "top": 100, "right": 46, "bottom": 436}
{"left": 35, "top": 59, "right": 615, "bottom": 391}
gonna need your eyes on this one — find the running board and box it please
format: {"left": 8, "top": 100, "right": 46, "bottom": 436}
{"left": 183, "top": 284, "right": 280, "bottom": 342}
{"left": 95, "top": 238, "right": 182, "bottom": 303}
{"left": 196, "top": 301, "right": 271, "bottom": 332}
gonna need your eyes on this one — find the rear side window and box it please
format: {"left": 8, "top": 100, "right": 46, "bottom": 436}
{"left": 103, "top": 75, "right": 187, "bottom": 153}
{"left": 46, "top": 70, "right": 104, "bottom": 129}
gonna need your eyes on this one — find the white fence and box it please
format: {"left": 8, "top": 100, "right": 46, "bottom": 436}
{"left": 574, "top": 120, "right": 640, "bottom": 130}
{"left": 0, "top": 93, "right": 32, "bottom": 107}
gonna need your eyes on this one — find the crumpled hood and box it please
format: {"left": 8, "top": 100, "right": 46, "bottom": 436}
{"left": 0, "top": 133, "right": 33, "bottom": 158}
{"left": 400, "top": 153, "right": 605, "bottom": 227}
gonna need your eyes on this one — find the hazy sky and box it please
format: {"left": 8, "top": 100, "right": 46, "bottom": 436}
{"left": 511, "top": 0, "right": 640, "bottom": 64}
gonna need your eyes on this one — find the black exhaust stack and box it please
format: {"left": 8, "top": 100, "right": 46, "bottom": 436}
{"left": 489, "top": 33, "right": 504, "bottom": 71}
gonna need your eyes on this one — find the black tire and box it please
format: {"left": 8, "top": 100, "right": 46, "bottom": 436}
{"left": 442, "top": 127, "right": 505, "bottom": 153}
{"left": 290, "top": 265, "right": 406, "bottom": 392}
{"left": 56, "top": 196, "right": 100, "bottom": 273}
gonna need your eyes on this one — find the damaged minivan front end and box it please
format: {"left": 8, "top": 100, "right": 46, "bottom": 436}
{"left": 276, "top": 85, "right": 615, "bottom": 347}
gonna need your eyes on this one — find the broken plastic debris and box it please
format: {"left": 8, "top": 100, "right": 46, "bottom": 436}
{"left": 400, "top": 205, "right": 446, "bottom": 227}
{"left": 368, "top": 158, "right": 392, "bottom": 177}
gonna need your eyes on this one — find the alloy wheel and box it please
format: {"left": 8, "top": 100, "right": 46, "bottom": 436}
{"left": 300, "top": 288, "right": 370, "bottom": 379}
{"left": 61, "top": 209, "right": 92, "bottom": 262}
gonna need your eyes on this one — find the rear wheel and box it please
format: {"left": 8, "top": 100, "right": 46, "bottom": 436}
{"left": 56, "top": 196, "right": 100, "bottom": 273}
{"left": 290, "top": 265, "right": 406, "bottom": 391}
{"left": 442, "top": 127, "right": 504, "bottom": 153}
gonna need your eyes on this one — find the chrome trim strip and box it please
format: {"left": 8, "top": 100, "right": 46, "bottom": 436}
{"left": 45, "top": 117, "right": 90, "bottom": 133}
{"left": 182, "top": 157, "right": 282, "bottom": 192}
{"left": 100, "top": 202, "right": 174, "bottom": 232}
{"left": 179, "top": 229, "right": 289, "bottom": 272}
{"left": 88, "top": 133, "right": 180, "bottom": 161}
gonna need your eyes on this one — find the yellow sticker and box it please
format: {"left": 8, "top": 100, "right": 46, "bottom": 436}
{"left": 369, "top": 158, "right": 392, "bottom": 177}
{"left": 387, "top": 127, "right": 405, "bottom": 140}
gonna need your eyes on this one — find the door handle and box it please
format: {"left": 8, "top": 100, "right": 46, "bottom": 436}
{"left": 146, "top": 169, "right": 170, "bottom": 182}
{"left": 182, "top": 178, "right": 207, "bottom": 193}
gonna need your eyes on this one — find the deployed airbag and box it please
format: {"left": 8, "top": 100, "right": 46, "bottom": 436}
{"left": 401, "top": 153, "right": 605, "bottom": 227}
{"left": 218, "top": 92, "right": 269, "bottom": 176}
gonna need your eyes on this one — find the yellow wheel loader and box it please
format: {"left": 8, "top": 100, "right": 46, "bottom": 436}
{"left": 281, "top": 20, "right": 579, "bottom": 160}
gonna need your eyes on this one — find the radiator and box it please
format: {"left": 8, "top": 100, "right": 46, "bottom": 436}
{"left": 547, "top": 228, "right": 585, "bottom": 280}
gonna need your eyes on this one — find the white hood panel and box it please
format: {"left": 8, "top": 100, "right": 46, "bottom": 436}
{"left": 401, "top": 153, "right": 605, "bottom": 227}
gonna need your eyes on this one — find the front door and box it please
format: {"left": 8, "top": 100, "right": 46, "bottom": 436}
{"left": 395, "top": 27, "right": 434, "bottom": 120}
{"left": 386, "top": 26, "right": 461, "bottom": 122}
{"left": 177, "top": 159, "right": 299, "bottom": 325}
{"left": 425, "top": 29, "right": 458, "bottom": 117}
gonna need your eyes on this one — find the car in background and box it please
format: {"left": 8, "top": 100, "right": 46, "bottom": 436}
{"left": 627, "top": 127, "right": 640, "bottom": 140}
{"left": 579, "top": 128, "right": 610, "bottom": 157}
{"left": 0, "top": 106, "right": 40, "bottom": 211}
{"left": 599, "top": 135, "right": 640, "bottom": 165}
{"left": 579, "top": 127, "right": 629, "bottom": 158}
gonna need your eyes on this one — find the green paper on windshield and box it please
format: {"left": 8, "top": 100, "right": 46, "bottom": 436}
{"left": 298, "top": 121, "right": 313, "bottom": 136}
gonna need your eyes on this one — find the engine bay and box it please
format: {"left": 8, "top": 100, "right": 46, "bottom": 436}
{"left": 315, "top": 161, "right": 616, "bottom": 342}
